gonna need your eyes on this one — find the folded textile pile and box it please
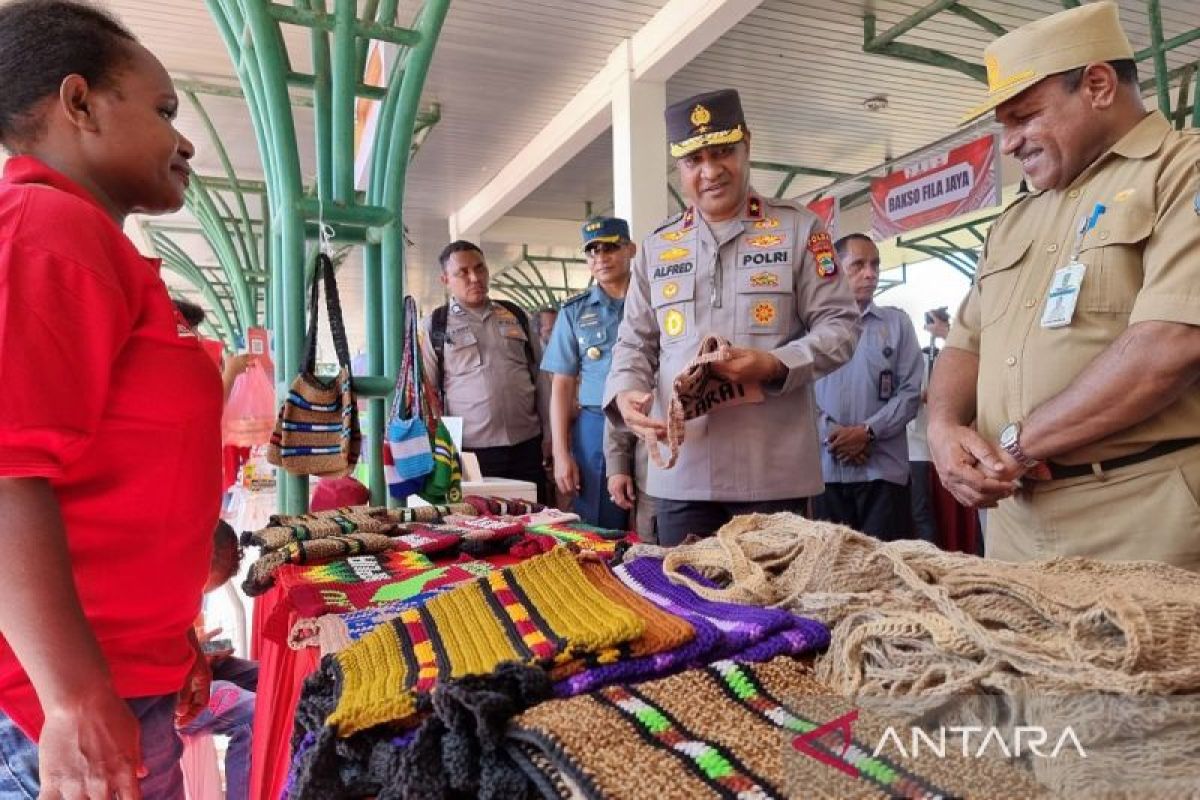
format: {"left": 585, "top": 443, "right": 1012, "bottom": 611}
{"left": 295, "top": 547, "right": 645, "bottom": 736}
{"left": 462, "top": 495, "right": 545, "bottom": 515}
{"left": 547, "top": 560, "right": 696, "bottom": 695}
{"left": 244, "top": 506, "right": 399, "bottom": 550}
{"left": 508, "top": 656, "right": 1040, "bottom": 799}
{"left": 243, "top": 533, "right": 397, "bottom": 596}
{"left": 617, "top": 556, "right": 830, "bottom": 667}
{"left": 276, "top": 551, "right": 493, "bottom": 618}
{"left": 655, "top": 513, "right": 1200, "bottom": 701}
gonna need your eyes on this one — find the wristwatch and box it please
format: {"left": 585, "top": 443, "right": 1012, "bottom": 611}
{"left": 864, "top": 424, "right": 876, "bottom": 443}
{"left": 998, "top": 422, "right": 1039, "bottom": 469}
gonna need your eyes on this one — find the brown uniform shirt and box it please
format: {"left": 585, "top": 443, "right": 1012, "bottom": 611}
{"left": 947, "top": 112, "right": 1200, "bottom": 465}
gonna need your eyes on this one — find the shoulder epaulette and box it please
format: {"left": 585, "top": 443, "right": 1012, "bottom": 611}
{"left": 651, "top": 211, "right": 684, "bottom": 234}
{"left": 560, "top": 289, "right": 589, "bottom": 308}
{"left": 762, "top": 196, "right": 805, "bottom": 212}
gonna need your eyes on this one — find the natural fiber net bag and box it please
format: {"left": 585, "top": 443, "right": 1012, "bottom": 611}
{"left": 267, "top": 252, "right": 361, "bottom": 477}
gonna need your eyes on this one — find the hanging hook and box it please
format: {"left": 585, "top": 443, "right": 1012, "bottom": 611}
{"left": 317, "top": 193, "right": 335, "bottom": 256}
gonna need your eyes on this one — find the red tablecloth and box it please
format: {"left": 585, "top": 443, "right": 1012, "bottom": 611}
{"left": 929, "top": 462, "right": 982, "bottom": 555}
{"left": 248, "top": 585, "right": 319, "bottom": 800}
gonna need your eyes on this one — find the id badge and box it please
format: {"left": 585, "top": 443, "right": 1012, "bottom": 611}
{"left": 1041, "top": 262, "right": 1086, "bottom": 329}
{"left": 878, "top": 369, "right": 894, "bottom": 401}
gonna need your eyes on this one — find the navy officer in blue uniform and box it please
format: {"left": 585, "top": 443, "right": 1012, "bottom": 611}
{"left": 542, "top": 217, "right": 637, "bottom": 528}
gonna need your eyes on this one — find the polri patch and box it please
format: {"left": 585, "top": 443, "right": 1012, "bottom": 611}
{"left": 808, "top": 231, "right": 838, "bottom": 278}
{"left": 741, "top": 249, "right": 789, "bottom": 268}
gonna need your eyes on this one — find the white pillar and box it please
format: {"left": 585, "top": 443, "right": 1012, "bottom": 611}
{"left": 610, "top": 41, "right": 668, "bottom": 243}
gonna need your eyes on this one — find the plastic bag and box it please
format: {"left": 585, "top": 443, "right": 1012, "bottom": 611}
{"left": 223, "top": 361, "right": 276, "bottom": 447}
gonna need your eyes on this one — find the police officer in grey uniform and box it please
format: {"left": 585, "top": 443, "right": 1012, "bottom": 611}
{"left": 604, "top": 89, "right": 861, "bottom": 544}
{"left": 420, "top": 240, "right": 550, "bottom": 502}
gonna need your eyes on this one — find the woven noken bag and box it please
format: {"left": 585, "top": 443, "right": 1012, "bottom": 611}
{"left": 657, "top": 513, "right": 1200, "bottom": 701}
{"left": 648, "top": 334, "right": 763, "bottom": 469}
{"left": 267, "top": 252, "right": 361, "bottom": 478}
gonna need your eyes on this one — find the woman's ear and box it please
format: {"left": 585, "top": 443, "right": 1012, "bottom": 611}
{"left": 59, "top": 73, "right": 100, "bottom": 133}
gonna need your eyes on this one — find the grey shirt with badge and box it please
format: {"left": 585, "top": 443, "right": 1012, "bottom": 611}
{"left": 814, "top": 303, "right": 923, "bottom": 486}
{"left": 603, "top": 191, "right": 861, "bottom": 502}
{"left": 420, "top": 299, "right": 547, "bottom": 450}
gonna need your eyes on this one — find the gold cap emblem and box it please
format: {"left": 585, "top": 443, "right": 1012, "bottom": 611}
{"left": 690, "top": 104, "right": 711, "bottom": 128}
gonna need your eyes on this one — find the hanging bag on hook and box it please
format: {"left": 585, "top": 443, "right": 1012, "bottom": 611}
{"left": 266, "top": 252, "right": 362, "bottom": 477}
{"left": 384, "top": 296, "right": 434, "bottom": 499}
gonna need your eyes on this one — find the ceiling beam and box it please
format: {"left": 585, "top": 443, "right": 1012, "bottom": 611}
{"left": 447, "top": 0, "right": 763, "bottom": 241}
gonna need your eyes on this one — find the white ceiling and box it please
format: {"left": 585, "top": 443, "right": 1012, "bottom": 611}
{"left": 80, "top": 0, "right": 1200, "bottom": 351}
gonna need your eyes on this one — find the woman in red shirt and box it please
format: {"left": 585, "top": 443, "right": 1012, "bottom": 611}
{"left": 0, "top": 1, "right": 222, "bottom": 797}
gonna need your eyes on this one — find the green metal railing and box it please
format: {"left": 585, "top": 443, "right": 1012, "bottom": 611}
{"left": 206, "top": 0, "right": 450, "bottom": 512}
{"left": 863, "top": 1, "right": 1200, "bottom": 129}
{"left": 490, "top": 245, "right": 591, "bottom": 310}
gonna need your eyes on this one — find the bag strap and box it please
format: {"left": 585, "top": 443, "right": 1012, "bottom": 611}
{"left": 318, "top": 252, "right": 353, "bottom": 371}
{"left": 431, "top": 302, "right": 449, "bottom": 410}
{"left": 301, "top": 254, "right": 324, "bottom": 374}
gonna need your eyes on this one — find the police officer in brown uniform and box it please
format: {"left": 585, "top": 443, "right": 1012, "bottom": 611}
{"left": 604, "top": 89, "right": 861, "bottom": 545}
{"left": 929, "top": 2, "right": 1200, "bottom": 570}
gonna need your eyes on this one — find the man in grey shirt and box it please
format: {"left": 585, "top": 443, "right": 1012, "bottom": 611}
{"left": 420, "top": 241, "right": 550, "bottom": 502}
{"left": 813, "top": 233, "right": 922, "bottom": 540}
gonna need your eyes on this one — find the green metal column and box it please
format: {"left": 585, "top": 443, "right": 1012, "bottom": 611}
{"left": 206, "top": 0, "right": 450, "bottom": 513}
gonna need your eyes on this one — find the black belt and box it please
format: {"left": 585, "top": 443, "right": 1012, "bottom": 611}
{"left": 1046, "top": 438, "right": 1200, "bottom": 481}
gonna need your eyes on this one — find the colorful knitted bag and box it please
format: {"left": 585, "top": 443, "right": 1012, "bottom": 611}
{"left": 649, "top": 335, "right": 764, "bottom": 469}
{"left": 508, "top": 656, "right": 1041, "bottom": 800}
{"left": 297, "top": 547, "right": 645, "bottom": 739}
{"left": 267, "top": 252, "right": 361, "bottom": 477}
{"left": 275, "top": 551, "right": 489, "bottom": 619}
{"left": 242, "top": 533, "right": 396, "bottom": 596}
{"left": 244, "top": 506, "right": 397, "bottom": 551}
{"left": 548, "top": 560, "right": 695, "bottom": 695}
{"left": 615, "top": 556, "right": 830, "bottom": 664}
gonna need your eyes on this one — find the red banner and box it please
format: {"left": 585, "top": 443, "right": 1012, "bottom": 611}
{"left": 806, "top": 196, "right": 839, "bottom": 236}
{"left": 869, "top": 134, "right": 1000, "bottom": 239}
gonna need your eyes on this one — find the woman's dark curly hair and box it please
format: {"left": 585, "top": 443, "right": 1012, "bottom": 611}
{"left": 0, "top": 0, "right": 136, "bottom": 146}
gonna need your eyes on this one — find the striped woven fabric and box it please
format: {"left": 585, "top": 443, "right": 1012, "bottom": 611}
{"left": 241, "top": 533, "right": 396, "bottom": 596}
{"left": 508, "top": 656, "right": 1041, "bottom": 799}
{"left": 298, "top": 547, "right": 645, "bottom": 739}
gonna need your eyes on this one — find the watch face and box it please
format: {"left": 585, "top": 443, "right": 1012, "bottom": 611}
{"left": 999, "top": 423, "right": 1018, "bottom": 448}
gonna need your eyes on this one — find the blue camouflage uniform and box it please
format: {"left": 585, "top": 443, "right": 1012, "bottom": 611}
{"left": 541, "top": 217, "right": 634, "bottom": 528}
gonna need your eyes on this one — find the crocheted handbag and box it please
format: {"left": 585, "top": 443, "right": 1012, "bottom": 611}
{"left": 649, "top": 335, "right": 763, "bottom": 469}
{"left": 385, "top": 296, "right": 434, "bottom": 499}
{"left": 267, "top": 252, "right": 361, "bottom": 477}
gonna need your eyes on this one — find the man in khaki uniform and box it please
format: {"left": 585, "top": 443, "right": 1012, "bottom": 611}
{"left": 604, "top": 89, "right": 861, "bottom": 545}
{"left": 928, "top": 1, "right": 1200, "bottom": 570}
{"left": 420, "top": 240, "right": 551, "bottom": 502}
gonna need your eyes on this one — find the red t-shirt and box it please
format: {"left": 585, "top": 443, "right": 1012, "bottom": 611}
{"left": 0, "top": 157, "right": 224, "bottom": 739}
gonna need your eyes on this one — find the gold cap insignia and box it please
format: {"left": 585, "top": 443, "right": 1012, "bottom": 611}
{"left": 690, "top": 104, "right": 711, "bottom": 128}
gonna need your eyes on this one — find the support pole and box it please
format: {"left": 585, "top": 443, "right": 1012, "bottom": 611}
{"left": 610, "top": 40, "right": 668, "bottom": 241}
